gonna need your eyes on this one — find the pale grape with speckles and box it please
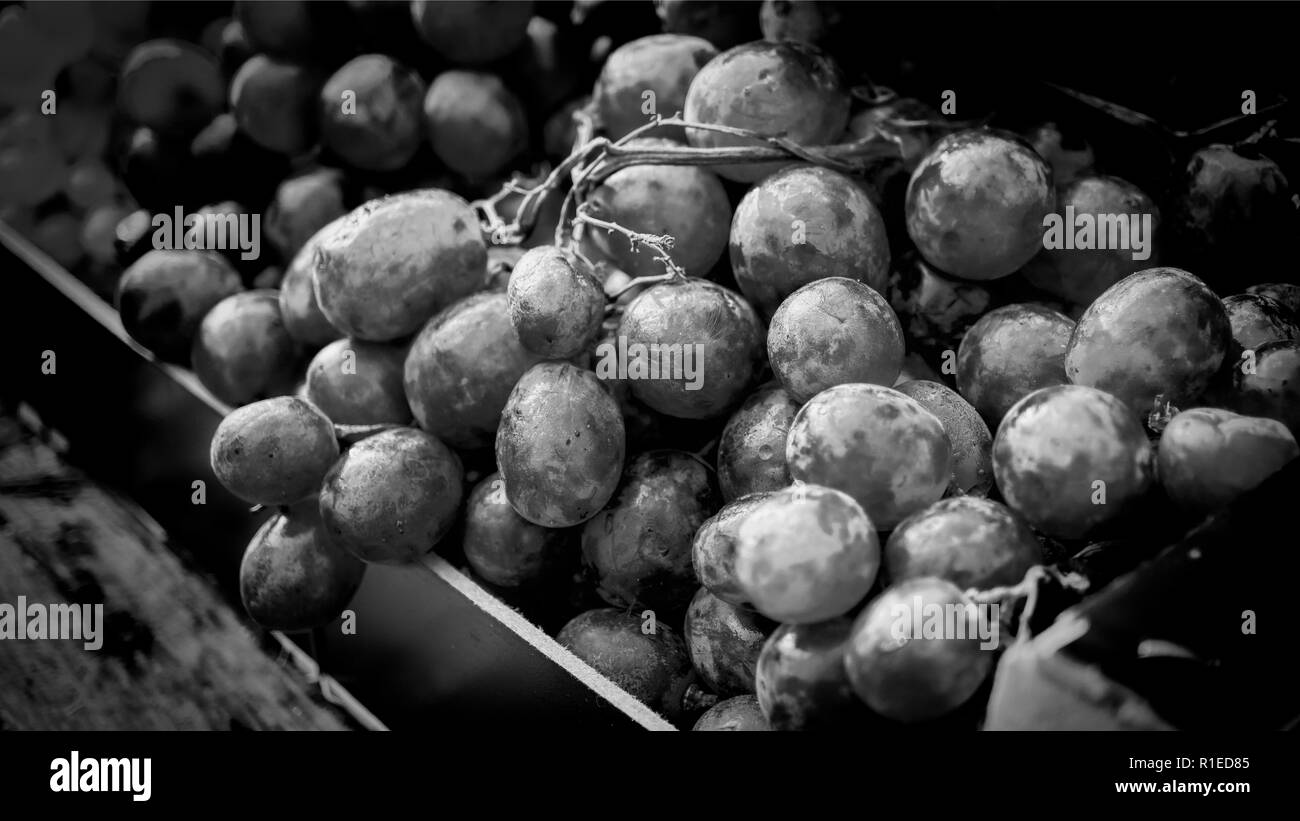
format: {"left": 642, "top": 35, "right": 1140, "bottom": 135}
{"left": 1065, "top": 267, "right": 1231, "bottom": 417}
{"left": 785, "top": 384, "right": 952, "bottom": 529}
{"left": 993, "top": 385, "right": 1155, "bottom": 539}
{"left": 683, "top": 41, "right": 849, "bottom": 183}
{"left": 767, "top": 277, "right": 904, "bottom": 402}
{"left": 905, "top": 129, "right": 1054, "bottom": 280}
{"left": 1158, "top": 408, "right": 1298, "bottom": 512}
{"left": 844, "top": 577, "right": 992, "bottom": 722}
{"left": 730, "top": 165, "right": 891, "bottom": 318}
{"left": 884, "top": 496, "right": 1041, "bottom": 589}
{"left": 734, "top": 483, "right": 880, "bottom": 623}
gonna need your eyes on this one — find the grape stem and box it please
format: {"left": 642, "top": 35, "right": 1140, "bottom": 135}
{"left": 572, "top": 202, "right": 686, "bottom": 280}
{"left": 478, "top": 111, "right": 906, "bottom": 249}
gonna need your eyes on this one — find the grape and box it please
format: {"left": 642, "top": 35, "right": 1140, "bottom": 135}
{"left": 210, "top": 396, "right": 339, "bottom": 507}
{"left": 1065, "top": 267, "right": 1231, "bottom": 417}
{"left": 683, "top": 40, "right": 849, "bottom": 182}
{"left": 617, "top": 278, "right": 765, "bottom": 419}
{"left": 192, "top": 291, "right": 301, "bottom": 407}
{"left": 884, "top": 496, "right": 1041, "bottom": 590}
{"left": 65, "top": 159, "right": 118, "bottom": 211}
{"left": 656, "top": 0, "right": 762, "bottom": 51}
{"left": 556, "top": 607, "right": 695, "bottom": 723}
{"left": 767, "top": 277, "right": 904, "bottom": 402}
{"left": 956, "top": 304, "right": 1074, "bottom": 429}
{"left": 229, "top": 55, "right": 321, "bottom": 156}
{"left": 424, "top": 71, "right": 528, "bottom": 181}
{"left": 756, "top": 618, "right": 876, "bottom": 730}
{"left": 886, "top": 249, "right": 994, "bottom": 364}
{"left": 894, "top": 380, "right": 993, "bottom": 497}
{"left": 119, "top": 39, "right": 225, "bottom": 137}
{"left": 278, "top": 217, "right": 346, "bottom": 351}
{"left": 463, "top": 472, "right": 578, "bottom": 589}
{"left": 692, "top": 491, "right": 773, "bottom": 609}
{"left": 992, "top": 385, "right": 1155, "bottom": 539}
{"left": 786, "top": 384, "right": 951, "bottom": 529}
{"left": 684, "top": 587, "right": 775, "bottom": 696}
{"left": 1172, "top": 144, "right": 1295, "bottom": 291}
{"left": 1158, "top": 408, "right": 1298, "bottom": 513}
{"left": 593, "top": 34, "right": 717, "bottom": 140}
{"left": 318, "top": 427, "right": 464, "bottom": 564}
{"left": 405, "top": 291, "right": 544, "bottom": 450}
{"left": 320, "top": 54, "right": 426, "bottom": 172}
{"left": 905, "top": 128, "right": 1054, "bottom": 280}
{"left": 115, "top": 250, "right": 243, "bottom": 364}
{"left": 734, "top": 483, "right": 879, "bottom": 623}
{"left": 587, "top": 138, "right": 732, "bottom": 279}
{"left": 32, "top": 213, "right": 84, "bottom": 269}
{"left": 1020, "top": 175, "right": 1161, "bottom": 308}
{"left": 507, "top": 246, "right": 605, "bottom": 359}
{"left": 0, "top": 143, "right": 66, "bottom": 207}
{"left": 80, "top": 205, "right": 133, "bottom": 267}
{"left": 495, "top": 362, "right": 625, "bottom": 527}
{"left": 692, "top": 694, "right": 771, "bottom": 730}
{"left": 312, "top": 189, "right": 485, "bottom": 342}
{"left": 1234, "top": 341, "right": 1300, "bottom": 437}
{"left": 410, "top": 0, "right": 534, "bottom": 66}
{"left": 1245, "top": 283, "right": 1300, "bottom": 317}
{"left": 264, "top": 169, "right": 348, "bottom": 261}
{"left": 581, "top": 450, "right": 719, "bottom": 612}
{"left": 730, "top": 165, "right": 891, "bottom": 319}
{"left": 843, "top": 578, "right": 993, "bottom": 723}
{"left": 305, "top": 338, "right": 412, "bottom": 426}
{"left": 1222, "top": 294, "right": 1300, "bottom": 351}
{"left": 239, "top": 499, "right": 365, "bottom": 632}
{"left": 715, "top": 385, "right": 798, "bottom": 502}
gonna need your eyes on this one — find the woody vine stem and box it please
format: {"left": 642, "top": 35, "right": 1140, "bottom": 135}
{"left": 471, "top": 106, "right": 911, "bottom": 284}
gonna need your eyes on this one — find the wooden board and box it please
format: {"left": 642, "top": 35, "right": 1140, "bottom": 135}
{"left": 0, "top": 405, "right": 357, "bottom": 730}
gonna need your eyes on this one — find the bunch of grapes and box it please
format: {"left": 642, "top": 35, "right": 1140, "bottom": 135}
{"left": 4, "top": 1, "right": 1297, "bottom": 731}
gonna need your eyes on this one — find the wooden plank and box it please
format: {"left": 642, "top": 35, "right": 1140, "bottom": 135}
{"left": 0, "top": 407, "right": 354, "bottom": 730}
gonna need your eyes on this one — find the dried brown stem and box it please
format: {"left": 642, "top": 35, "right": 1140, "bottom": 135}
{"left": 573, "top": 203, "right": 685, "bottom": 280}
